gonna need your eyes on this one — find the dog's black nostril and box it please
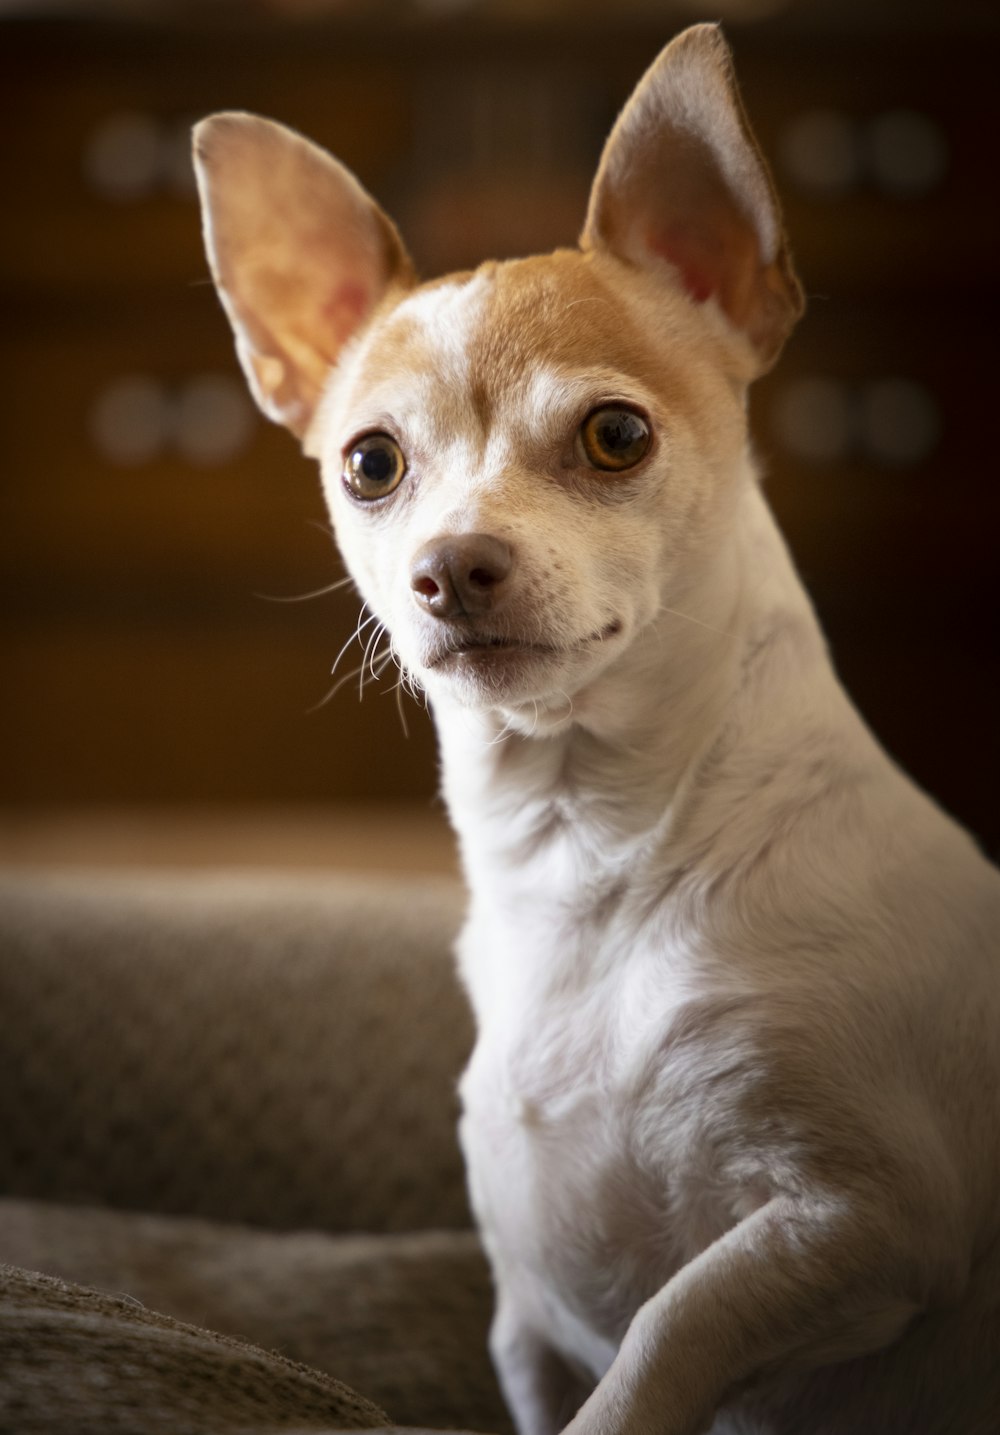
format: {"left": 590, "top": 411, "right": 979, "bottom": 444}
{"left": 410, "top": 534, "right": 513, "bottom": 619}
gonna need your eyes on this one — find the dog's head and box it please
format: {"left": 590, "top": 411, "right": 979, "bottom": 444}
{"left": 194, "top": 25, "right": 802, "bottom": 731}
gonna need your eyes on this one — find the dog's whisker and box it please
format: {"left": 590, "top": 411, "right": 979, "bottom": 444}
{"left": 555, "top": 689, "right": 575, "bottom": 722}
{"left": 372, "top": 631, "right": 397, "bottom": 685}
{"left": 362, "top": 621, "right": 385, "bottom": 674}
{"left": 308, "top": 661, "right": 369, "bottom": 713}
{"left": 371, "top": 647, "right": 395, "bottom": 679}
{"left": 484, "top": 714, "right": 515, "bottom": 748}
{"left": 659, "top": 604, "right": 739, "bottom": 641}
{"left": 328, "top": 635, "right": 357, "bottom": 681}
{"left": 359, "top": 622, "right": 389, "bottom": 698}
{"left": 324, "top": 654, "right": 388, "bottom": 709}
{"left": 315, "top": 610, "right": 388, "bottom": 712}
{"left": 329, "top": 609, "right": 380, "bottom": 678}
{"left": 307, "top": 518, "right": 338, "bottom": 542}
{"left": 255, "top": 574, "right": 355, "bottom": 604}
{"left": 393, "top": 639, "right": 424, "bottom": 706}
{"left": 392, "top": 672, "right": 411, "bottom": 739}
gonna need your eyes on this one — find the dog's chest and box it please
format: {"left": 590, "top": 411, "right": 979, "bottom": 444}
{"left": 458, "top": 923, "right": 750, "bottom": 1375}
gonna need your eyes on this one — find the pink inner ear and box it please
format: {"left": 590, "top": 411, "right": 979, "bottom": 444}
{"left": 321, "top": 278, "right": 371, "bottom": 349}
{"left": 644, "top": 212, "right": 765, "bottom": 337}
{"left": 645, "top": 223, "right": 719, "bottom": 305}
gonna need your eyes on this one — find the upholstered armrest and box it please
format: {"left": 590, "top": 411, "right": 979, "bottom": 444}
{"left": 1, "top": 1262, "right": 393, "bottom": 1435}
{"left": 0, "top": 871, "right": 471, "bottom": 1234}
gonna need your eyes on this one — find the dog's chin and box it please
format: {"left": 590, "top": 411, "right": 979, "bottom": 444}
{"left": 413, "top": 621, "right": 624, "bottom": 717}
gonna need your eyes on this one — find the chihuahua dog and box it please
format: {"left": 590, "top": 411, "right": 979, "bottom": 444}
{"left": 193, "top": 25, "right": 1000, "bottom": 1434}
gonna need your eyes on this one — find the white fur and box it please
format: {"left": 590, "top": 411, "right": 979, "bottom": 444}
{"left": 323, "top": 267, "right": 1000, "bottom": 1432}
{"left": 194, "top": 25, "right": 1000, "bottom": 1435}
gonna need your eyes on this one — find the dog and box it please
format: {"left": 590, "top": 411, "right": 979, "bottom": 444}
{"left": 193, "top": 24, "right": 1000, "bottom": 1434}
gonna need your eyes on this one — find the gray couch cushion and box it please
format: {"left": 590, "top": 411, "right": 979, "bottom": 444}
{"left": 0, "top": 1197, "right": 507, "bottom": 1433}
{"left": 0, "top": 871, "right": 471, "bottom": 1232}
{"left": 1, "top": 1261, "right": 390, "bottom": 1435}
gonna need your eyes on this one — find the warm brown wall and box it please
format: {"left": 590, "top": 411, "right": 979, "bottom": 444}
{"left": 0, "top": 10, "right": 996, "bottom": 849}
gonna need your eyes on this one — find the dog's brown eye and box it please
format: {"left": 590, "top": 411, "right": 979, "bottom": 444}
{"left": 344, "top": 434, "right": 406, "bottom": 500}
{"left": 580, "top": 407, "right": 651, "bottom": 472}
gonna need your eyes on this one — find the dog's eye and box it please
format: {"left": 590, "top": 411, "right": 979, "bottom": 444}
{"left": 344, "top": 434, "right": 407, "bottom": 500}
{"left": 579, "top": 407, "right": 651, "bottom": 472}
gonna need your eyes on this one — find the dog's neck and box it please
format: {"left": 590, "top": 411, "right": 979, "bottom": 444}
{"left": 434, "top": 477, "right": 842, "bottom": 905}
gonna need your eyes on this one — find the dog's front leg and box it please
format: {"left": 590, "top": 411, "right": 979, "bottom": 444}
{"left": 492, "top": 1296, "right": 596, "bottom": 1435}
{"left": 562, "top": 1192, "right": 934, "bottom": 1435}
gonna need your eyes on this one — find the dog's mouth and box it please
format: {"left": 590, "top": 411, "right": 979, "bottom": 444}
{"left": 424, "top": 620, "right": 622, "bottom": 672}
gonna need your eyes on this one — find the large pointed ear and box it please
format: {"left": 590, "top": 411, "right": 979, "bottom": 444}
{"left": 193, "top": 113, "right": 415, "bottom": 442}
{"left": 582, "top": 25, "right": 803, "bottom": 373}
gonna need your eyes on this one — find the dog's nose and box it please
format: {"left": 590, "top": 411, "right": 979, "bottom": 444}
{"left": 410, "top": 534, "right": 513, "bottom": 619}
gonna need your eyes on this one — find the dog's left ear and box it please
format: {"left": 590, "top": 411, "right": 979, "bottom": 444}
{"left": 193, "top": 113, "right": 415, "bottom": 447}
{"left": 582, "top": 24, "right": 803, "bottom": 373}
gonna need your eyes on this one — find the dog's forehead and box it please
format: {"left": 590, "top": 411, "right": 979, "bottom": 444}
{"left": 365, "top": 253, "right": 656, "bottom": 414}
{"left": 393, "top": 271, "right": 491, "bottom": 355}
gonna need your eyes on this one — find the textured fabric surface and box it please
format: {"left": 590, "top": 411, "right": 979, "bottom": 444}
{"left": 0, "top": 869, "right": 506, "bottom": 1434}
{"left": 0, "top": 871, "right": 471, "bottom": 1233}
{"left": 0, "top": 1262, "right": 390, "bottom": 1435}
{"left": 0, "top": 1197, "right": 509, "bottom": 1434}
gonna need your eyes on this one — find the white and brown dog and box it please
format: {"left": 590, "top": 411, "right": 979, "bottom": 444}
{"left": 194, "top": 26, "right": 1000, "bottom": 1434}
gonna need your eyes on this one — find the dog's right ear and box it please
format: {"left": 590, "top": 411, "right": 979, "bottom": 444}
{"left": 193, "top": 114, "right": 415, "bottom": 448}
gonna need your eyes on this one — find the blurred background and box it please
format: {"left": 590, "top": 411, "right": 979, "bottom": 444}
{"left": 0, "top": 0, "right": 996, "bottom": 869}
